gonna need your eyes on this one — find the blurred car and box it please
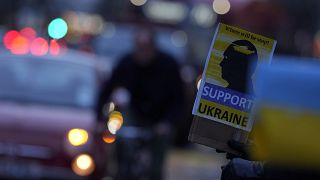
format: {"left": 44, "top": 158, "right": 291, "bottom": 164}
{"left": 0, "top": 51, "right": 111, "bottom": 179}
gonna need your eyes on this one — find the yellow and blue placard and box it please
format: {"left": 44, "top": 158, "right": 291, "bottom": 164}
{"left": 250, "top": 58, "right": 320, "bottom": 167}
{"left": 193, "top": 23, "right": 277, "bottom": 131}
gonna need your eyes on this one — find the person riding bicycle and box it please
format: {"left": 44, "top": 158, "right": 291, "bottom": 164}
{"left": 97, "top": 26, "right": 183, "bottom": 180}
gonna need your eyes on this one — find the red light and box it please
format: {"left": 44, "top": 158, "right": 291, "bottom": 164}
{"left": 10, "top": 35, "right": 29, "bottom": 55}
{"left": 49, "top": 40, "right": 60, "bottom": 56}
{"left": 30, "top": 38, "right": 48, "bottom": 56}
{"left": 20, "top": 27, "right": 37, "bottom": 40}
{"left": 3, "top": 30, "right": 20, "bottom": 50}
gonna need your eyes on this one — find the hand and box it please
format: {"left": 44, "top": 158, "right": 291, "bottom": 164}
{"left": 221, "top": 158, "right": 264, "bottom": 180}
{"left": 226, "top": 139, "right": 255, "bottom": 160}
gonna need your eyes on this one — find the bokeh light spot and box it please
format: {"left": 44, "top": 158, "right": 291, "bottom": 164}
{"left": 130, "top": 0, "right": 147, "bottom": 6}
{"left": 10, "top": 35, "right": 29, "bottom": 55}
{"left": 191, "top": 4, "right": 217, "bottom": 28}
{"left": 48, "top": 18, "right": 68, "bottom": 39}
{"left": 30, "top": 38, "right": 48, "bottom": 56}
{"left": 20, "top": 27, "right": 37, "bottom": 40}
{"left": 171, "top": 30, "right": 188, "bottom": 47}
{"left": 68, "top": 129, "right": 89, "bottom": 146}
{"left": 49, "top": 40, "right": 60, "bottom": 56}
{"left": 103, "top": 131, "right": 116, "bottom": 144}
{"left": 3, "top": 30, "right": 20, "bottom": 50}
{"left": 212, "top": 0, "right": 231, "bottom": 15}
{"left": 72, "top": 154, "right": 95, "bottom": 176}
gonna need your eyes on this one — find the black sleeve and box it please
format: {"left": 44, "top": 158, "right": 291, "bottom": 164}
{"left": 95, "top": 57, "right": 128, "bottom": 121}
{"left": 162, "top": 58, "right": 184, "bottom": 125}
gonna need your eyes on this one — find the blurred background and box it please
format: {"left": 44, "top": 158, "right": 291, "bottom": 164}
{"left": 0, "top": 0, "right": 319, "bottom": 179}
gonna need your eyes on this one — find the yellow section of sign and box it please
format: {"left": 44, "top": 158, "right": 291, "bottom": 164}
{"left": 204, "top": 23, "right": 276, "bottom": 85}
{"left": 251, "top": 106, "right": 320, "bottom": 167}
{"left": 206, "top": 40, "right": 229, "bottom": 87}
{"left": 197, "top": 99, "right": 249, "bottom": 130}
{"left": 220, "top": 24, "right": 275, "bottom": 50}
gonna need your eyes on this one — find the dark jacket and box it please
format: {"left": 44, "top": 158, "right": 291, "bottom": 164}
{"left": 97, "top": 51, "right": 183, "bottom": 126}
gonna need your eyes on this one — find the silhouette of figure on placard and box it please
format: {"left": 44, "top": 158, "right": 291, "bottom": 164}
{"left": 220, "top": 40, "right": 258, "bottom": 94}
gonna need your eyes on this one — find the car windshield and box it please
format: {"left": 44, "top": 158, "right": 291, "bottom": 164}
{"left": 0, "top": 57, "right": 97, "bottom": 109}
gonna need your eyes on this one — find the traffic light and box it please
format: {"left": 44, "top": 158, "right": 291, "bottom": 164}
{"left": 48, "top": 18, "right": 68, "bottom": 39}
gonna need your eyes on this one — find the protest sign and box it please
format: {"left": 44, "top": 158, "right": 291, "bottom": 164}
{"left": 189, "top": 23, "right": 276, "bottom": 153}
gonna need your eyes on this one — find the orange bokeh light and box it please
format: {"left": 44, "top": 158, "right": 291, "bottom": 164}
{"left": 102, "top": 131, "right": 116, "bottom": 144}
{"left": 10, "top": 35, "right": 29, "bottom": 55}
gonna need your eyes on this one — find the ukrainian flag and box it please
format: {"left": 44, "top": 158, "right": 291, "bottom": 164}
{"left": 251, "top": 58, "right": 320, "bottom": 168}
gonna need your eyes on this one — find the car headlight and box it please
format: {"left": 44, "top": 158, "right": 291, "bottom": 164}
{"left": 72, "top": 154, "right": 95, "bottom": 176}
{"left": 68, "top": 129, "right": 89, "bottom": 146}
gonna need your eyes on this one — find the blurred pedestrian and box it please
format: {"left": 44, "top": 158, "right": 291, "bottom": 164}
{"left": 97, "top": 26, "right": 183, "bottom": 180}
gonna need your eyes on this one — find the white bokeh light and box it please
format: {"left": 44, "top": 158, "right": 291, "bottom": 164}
{"left": 212, "top": 0, "right": 231, "bottom": 15}
{"left": 191, "top": 4, "right": 217, "bottom": 28}
{"left": 197, "top": 79, "right": 202, "bottom": 90}
{"left": 130, "top": 0, "right": 147, "bottom": 6}
{"left": 171, "top": 30, "right": 188, "bottom": 47}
